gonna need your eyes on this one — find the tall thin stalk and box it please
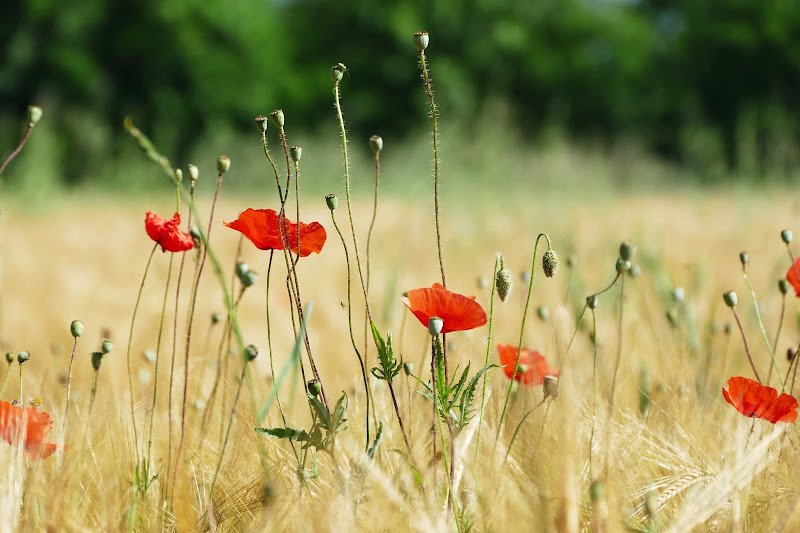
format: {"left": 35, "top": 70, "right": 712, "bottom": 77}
{"left": 475, "top": 255, "right": 500, "bottom": 460}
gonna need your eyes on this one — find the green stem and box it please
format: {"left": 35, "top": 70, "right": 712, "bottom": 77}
{"left": 767, "top": 294, "right": 787, "bottom": 387}
{"left": 475, "top": 254, "right": 500, "bottom": 460}
{"left": 210, "top": 361, "right": 248, "bottom": 500}
{"left": 18, "top": 364, "right": 23, "bottom": 405}
{"left": 147, "top": 253, "right": 174, "bottom": 467}
{"left": 496, "top": 234, "right": 551, "bottom": 442}
{"left": 743, "top": 272, "right": 785, "bottom": 391}
{"left": 503, "top": 399, "right": 546, "bottom": 464}
{"left": 0, "top": 363, "right": 11, "bottom": 397}
{"left": 63, "top": 337, "right": 79, "bottom": 423}
{"left": 589, "top": 308, "right": 598, "bottom": 479}
{"left": 126, "top": 243, "right": 158, "bottom": 465}
{"left": 88, "top": 370, "right": 99, "bottom": 414}
{"left": 731, "top": 307, "right": 762, "bottom": 384}
{"left": 0, "top": 122, "right": 35, "bottom": 177}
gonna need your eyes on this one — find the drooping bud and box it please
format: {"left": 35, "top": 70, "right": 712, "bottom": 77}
{"left": 496, "top": 268, "right": 513, "bottom": 302}
{"left": 211, "top": 313, "right": 223, "bottom": 324}
{"left": 91, "top": 351, "right": 104, "bottom": 371}
{"left": 216, "top": 155, "right": 230, "bottom": 174}
{"left": 270, "top": 109, "right": 285, "bottom": 129}
{"left": 619, "top": 241, "right": 637, "bottom": 261}
{"left": 325, "top": 194, "right": 338, "bottom": 211}
{"left": 428, "top": 316, "right": 443, "bottom": 337}
{"left": 369, "top": 135, "right": 383, "bottom": 154}
{"left": 537, "top": 306, "right": 549, "bottom": 321}
{"left": 413, "top": 31, "right": 430, "bottom": 51}
{"left": 782, "top": 229, "right": 793, "bottom": 244}
{"left": 672, "top": 287, "right": 684, "bottom": 303}
{"left": 289, "top": 146, "right": 302, "bottom": 162}
{"left": 255, "top": 115, "right": 268, "bottom": 134}
{"left": 587, "top": 295, "right": 599, "bottom": 309}
{"left": 187, "top": 164, "right": 199, "bottom": 182}
{"left": 330, "top": 63, "right": 346, "bottom": 83}
{"left": 615, "top": 258, "right": 631, "bottom": 275}
{"left": 17, "top": 351, "right": 30, "bottom": 364}
{"left": 71, "top": 320, "right": 84, "bottom": 338}
{"left": 235, "top": 262, "right": 250, "bottom": 278}
{"left": 245, "top": 344, "right": 259, "bottom": 361}
{"left": 174, "top": 168, "right": 183, "bottom": 182}
{"left": 543, "top": 376, "right": 559, "bottom": 400}
{"left": 739, "top": 251, "right": 749, "bottom": 266}
{"left": 403, "top": 362, "right": 414, "bottom": 377}
{"left": 307, "top": 379, "right": 322, "bottom": 397}
{"left": 542, "top": 249, "right": 559, "bottom": 277}
{"left": 101, "top": 339, "right": 114, "bottom": 354}
{"left": 779, "top": 279, "right": 791, "bottom": 295}
{"left": 723, "top": 291, "right": 738, "bottom": 307}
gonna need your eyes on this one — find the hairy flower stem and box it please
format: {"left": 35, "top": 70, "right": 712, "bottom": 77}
{"left": 742, "top": 270, "right": 784, "bottom": 391}
{"left": 127, "top": 243, "right": 158, "bottom": 465}
{"left": 0, "top": 121, "right": 35, "bottom": 177}
{"left": 364, "top": 149, "right": 381, "bottom": 392}
{"left": 503, "top": 399, "right": 546, "bottom": 465}
{"left": 603, "top": 273, "right": 627, "bottom": 480}
{"left": 330, "top": 210, "right": 371, "bottom": 450}
{"left": 589, "top": 308, "right": 598, "bottom": 479}
{"left": 496, "top": 234, "right": 552, "bottom": 444}
{"left": 730, "top": 307, "right": 762, "bottom": 384}
{"left": 147, "top": 253, "right": 174, "bottom": 467}
{"left": 475, "top": 255, "right": 500, "bottom": 460}
{"left": 430, "top": 336, "right": 453, "bottom": 514}
{"left": 767, "top": 293, "right": 787, "bottom": 386}
{"left": 88, "top": 370, "right": 99, "bottom": 414}
{"left": 210, "top": 361, "right": 249, "bottom": 500}
{"left": 18, "top": 364, "right": 23, "bottom": 405}
{"left": 63, "top": 336, "right": 79, "bottom": 425}
{"left": 565, "top": 273, "right": 621, "bottom": 359}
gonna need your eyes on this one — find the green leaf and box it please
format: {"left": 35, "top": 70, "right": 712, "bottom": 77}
{"left": 255, "top": 426, "right": 308, "bottom": 442}
{"left": 367, "top": 422, "right": 384, "bottom": 459}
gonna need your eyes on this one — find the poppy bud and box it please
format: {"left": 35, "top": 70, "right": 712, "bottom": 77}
{"left": 428, "top": 316, "right": 443, "bottom": 337}
{"left": 537, "top": 306, "right": 549, "bottom": 321}
{"left": 174, "top": 168, "right": 183, "bottom": 182}
{"left": 590, "top": 480, "right": 605, "bottom": 502}
{"left": 91, "top": 351, "right": 104, "bottom": 371}
{"left": 324, "top": 194, "right": 339, "bottom": 212}
{"left": 27, "top": 105, "right": 43, "bottom": 126}
{"left": 307, "top": 379, "right": 322, "bottom": 397}
{"left": 413, "top": 31, "right": 429, "bottom": 51}
{"left": 235, "top": 262, "right": 250, "bottom": 278}
{"left": 567, "top": 256, "right": 576, "bottom": 269}
{"left": 542, "top": 250, "right": 559, "bottom": 278}
{"left": 187, "top": 164, "right": 199, "bottom": 182}
{"left": 672, "top": 287, "right": 684, "bottom": 303}
{"left": 521, "top": 271, "right": 531, "bottom": 284}
{"left": 782, "top": 229, "right": 793, "bottom": 244}
{"left": 788, "top": 348, "right": 797, "bottom": 362}
{"left": 217, "top": 155, "right": 230, "bottom": 174}
{"left": 477, "top": 276, "right": 489, "bottom": 290}
{"left": 723, "top": 291, "right": 738, "bottom": 308}
{"left": 403, "top": 362, "right": 413, "bottom": 376}
{"left": 270, "top": 109, "right": 285, "bottom": 129}
{"left": 369, "top": 135, "right": 383, "bottom": 154}
{"left": 255, "top": 115, "right": 268, "bottom": 134}
{"left": 71, "top": 320, "right": 84, "bottom": 338}
{"left": 101, "top": 339, "right": 114, "bottom": 354}
{"left": 615, "top": 258, "right": 631, "bottom": 275}
{"left": 543, "top": 375, "right": 559, "bottom": 400}
{"left": 666, "top": 308, "right": 679, "bottom": 328}
{"left": 212, "top": 313, "right": 222, "bottom": 324}
{"left": 290, "top": 146, "right": 302, "bottom": 162}
{"left": 619, "top": 241, "right": 637, "bottom": 261}
{"left": 724, "top": 323, "right": 732, "bottom": 335}
{"left": 5, "top": 353, "right": 13, "bottom": 364}
{"left": 587, "top": 295, "right": 599, "bottom": 309}
{"left": 779, "top": 278, "right": 790, "bottom": 295}
{"left": 143, "top": 349, "right": 157, "bottom": 363}
{"left": 496, "top": 268, "right": 513, "bottom": 302}
{"left": 245, "top": 344, "right": 259, "bottom": 361}
{"left": 241, "top": 270, "right": 259, "bottom": 288}
{"left": 330, "top": 64, "right": 345, "bottom": 83}
{"left": 190, "top": 226, "right": 202, "bottom": 241}
{"left": 629, "top": 264, "right": 641, "bottom": 278}
{"left": 17, "top": 351, "right": 30, "bottom": 364}
{"left": 739, "top": 251, "right": 749, "bottom": 266}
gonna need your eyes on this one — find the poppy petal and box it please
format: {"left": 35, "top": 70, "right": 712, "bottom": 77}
{"left": 0, "top": 401, "right": 63, "bottom": 460}
{"left": 787, "top": 258, "right": 800, "bottom": 298}
{"left": 224, "top": 208, "right": 326, "bottom": 256}
{"left": 722, "top": 376, "right": 799, "bottom": 424}
{"left": 402, "top": 284, "right": 487, "bottom": 333}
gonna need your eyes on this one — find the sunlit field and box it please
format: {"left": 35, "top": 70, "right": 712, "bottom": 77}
{"left": 2, "top": 180, "right": 800, "bottom": 531}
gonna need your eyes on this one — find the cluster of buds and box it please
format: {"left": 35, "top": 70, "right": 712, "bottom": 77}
{"left": 235, "top": 262, "right": 259, "bottom": 289}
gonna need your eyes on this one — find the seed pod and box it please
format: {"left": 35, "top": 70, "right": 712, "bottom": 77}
{"left": 245, "top": 344, "right": 259, "bottom": 361}
{"left": 369, "top": 135, "right": 383, "bottom": 154}
{"left": 101, "top": 339, "right": 114, "bottom": 354}
{"left": 5, "top": 353, "right": 13, "bottom": 364}
{"left": 217, "top": 155, "right": 230, "bottom": 174}
{"left": 235, "top": 262, "right": 250, "bottom": 278}
{"left": 307, "top": 379, "right": 322, "bottom": 397}
{"left": 428, "top": 316, "right": 443, "bottom": 337}
{"left": 587, "top": 295, "right": 599, "bottom": 309}
{"left": 241, "top": 270, "right": 259, "bottom": 288}
{"left": 289, "top": 146, "right": 302, "bottom": 162}
{"left": 27, "top": 105, "right": 43, "bottom": 126}
{"left": 723, "top": 291, "right": 738, "bottom": 307}
{"left": 330, "top": 64, "right": 345, "bottom": 83}
{"left": 187, "top": 164, "right": 199, "bottom": 182}
{"left": 739, "top": 251, "right": 749, "bottom": 266}
{"left": 17, "top": 351, "right": 30, "bottom": 364}
{"left": 270, "top": 109, "right": 285, "bottom": 129}
{"left": 174, "top": 168, "right": 183, "bottom": 182}
{"left": 255, "top": 115, "right": 268, "bottom": 134}
{"left": 325, "top": 194, "right": 338, "bottom": 211}
{"left": 91, "top": 351, "right": 104, "bottom": 371}
{"left": 71, "top": 320, "right": 84, "bottom": 338}
{"left": 413, "top": 31, "right": 430, "bottom": 51}
{"left": 782, "top": 229, "right": 793, "bottom": 244}
{"left": 616, "top": 258, "right": 631, "bottom": 275}
{"left": 779, "top": 279, "right": 790, "bottom": 295}
{"left": 403, "top": 362, "right": 413, "bottom": 376}
{"left": 619, "top": 241, "right": 637, "bottom": 261}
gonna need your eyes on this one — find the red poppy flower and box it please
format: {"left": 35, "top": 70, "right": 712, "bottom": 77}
{"left": 722, "top": 376, "right": 798, "bottom": 423}
{"left": 145, "top": 212, "right": 194, "bottom": 253}
{"left": 786, "top": 258, "right": 800, "bottom": 297}
{"left": 401, "top": 283, "right": 487, "bottom": 333}
{"left": 223, "top": 208, "right": 326, "bottom": 257}
{"left": 0, "top": 401, "right": 65, "bottom": 460}
{"left": 497, "top": 344, "right": 559, "bottom": 385}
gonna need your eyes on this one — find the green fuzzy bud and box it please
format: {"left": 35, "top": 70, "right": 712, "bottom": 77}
{"left": 216, "top": 155, "right": 230, "bottom": 174}
{"left": 496, "top": 268, "right": 513, "bottom": 302}
{"left": 101, "top": 339, "right": 114, "bottom": 354}
{"left": 17, "top": 351, "right": 30, "bottom": 364}
{"left": 71, "top": 320, "right": 84, "bottom": 338}
{"left": 413, "top": 31, "right": 429, "bottom": 51}
{"left": 235, "top": 262, "right": 250, "bottom": 278}
{"left": 587, "top": 295, "right": 599, "bottom": 310}
{"left": 779, "top": 278, "right": 791, "bottom": 295}
{"left": 187, "top": 164, "right": 199, "bottom": 182}
{"left": 782, "top": 229, "right": 793, "bottom": 244}
{"left": 5, "top": 353, "right": 13, "bottom": 364}
{"left": 369, "top": 135, "right": 383, "bottom": 154}
{"left": 174, "top": 168, "right": 183, "bottom": 182}
{"left": 270, "top": 109, "right": 285, "bottom": 129}
{"left": 290, "top": 146, "right": 302, "bottom": 162}
{"left": 27, "top": 105, "right": 43, "bottom": 126}
{"left": 542, "top": 249, "right": 559, "bottom": 277}
{"left": 619, "top": 241, "right": 637, "bottom": 261}
{"left": 739, "top": 251, "right": 749, "bottom": 266}
{"left": 307, "top": 379, "right": 321, "bottom": 397}
{"left": 255, "top": 115, "right": 268, "bottom": 134}
{"left": 244, "top": 344, "right": 259, "bottom": 361}
{"left": 723, "top": 291, "right": 738, "bottom": 307}
{"left": 428, "top": 316, "right": 443, "bottom": 337}
{"left": 325, "top": 194, "right": 338, "bottom": 211}
{"left": 616, "top": 258, "right": 631, "bottom": 275}
{"left": 211, "top": 313, "right": 222, "bottom": 324}
{"left": 537, "top": 306, "right": 549, "bottom": 321}
{"left": 403, "top": 362, "right": 413, "bottom": 376}
{"left": 241, "top": 270, "right": 259, "bottom": 288}
{"left": 91, "top": 351, "right": 104, "bottom": 371}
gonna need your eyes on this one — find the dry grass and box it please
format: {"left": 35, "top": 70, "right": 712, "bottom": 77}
{"left": 1, "top": 189, "right": 800, "bottom": 532}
